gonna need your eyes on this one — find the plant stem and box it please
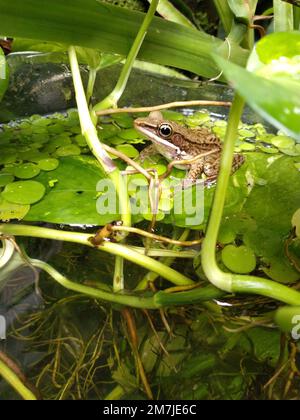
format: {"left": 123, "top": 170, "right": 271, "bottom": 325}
{"left": 30, "top": 258, "right": 157, "bottom": 309}
{"left": 135, "top": 229, "right": 191, "bottom": 291}
{"left": 274, "top": 0, "right": 294, "bottom": 32}
{"left": 68, "top": 46, "right": 114, "bottom": 174}
{"left": 113, "top": 256, "right": 124, "bottom": 292}
{"left": 227, "top": 23, "right": 248, "bottom": 45}
{"left": 213, "top": 0, "right": 234, "bottom": 35}
{"left": 68, "top": 46, "right": 131, "bottom": 229}
{"left": 86, "top": 67, "right": 97, "bottom": 105}
{"left": 0, "top": 224, "right": 194, "bottom": 287}
{"left": 0, "top": 359, "right": 37, "bottom": 400}
{"left": 200, "top": 93, "right": 300, "bottom": 307}
{"left": 201, "top": 94, "right": 244, "bottom": 293}
{"left": 93, "top": 0, "right": 159, "bottom": 112}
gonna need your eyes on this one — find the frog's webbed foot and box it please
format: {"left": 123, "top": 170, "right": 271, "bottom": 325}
{"left": 138, "top": 144, "right": 158, "bottom": 163}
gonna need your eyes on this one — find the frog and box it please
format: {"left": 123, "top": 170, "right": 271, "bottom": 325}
{"left": 134, "top": 111, "right": 244, "bottom": 183}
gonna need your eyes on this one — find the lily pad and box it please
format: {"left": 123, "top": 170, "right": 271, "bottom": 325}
{"left": 221, "top": 245, "right": 256, "bottom": 274}
{"left": 25, "top": 156, "right": 118, "bottom": 225}
{"left": 0, "top": 173, "right": 14, "bottom": 187}
{"left": 13, "top": 163, "right": 41, "bottom": 179}
{"left": 38, "top": 158, "right": 59, "bottom": 171}
{"left": 0, "top": 197, "right": 30, "bottom": 221}
{"left": 2, "top": 180, "right": 46, "bottom": 205}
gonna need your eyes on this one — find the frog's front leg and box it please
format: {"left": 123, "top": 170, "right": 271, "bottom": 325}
{"left": 186, "top": 163, "right": 204, "bottom": 183}
{"left": 138, "top": 144, "right": 158, "bottom": 163}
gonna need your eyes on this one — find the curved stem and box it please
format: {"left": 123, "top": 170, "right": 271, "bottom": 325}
{"left": 0, "top": 359, "right": 37, "bottom": 400}
{"left": 201, "top": 93, "right": 300, "bottom": 307}
{"left": 0, "top": 224, "right": 194, "bottom": 287}
{"left": 30, "top": 258, "right": 157, "bottom": 309}
{"left": 68, "top": 46, "right": 131, "bottom": 228}
{"left": 201, "top": 94, "right": 244, "bottom": 293}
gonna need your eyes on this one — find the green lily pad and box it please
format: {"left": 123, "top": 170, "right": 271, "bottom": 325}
{"left": 270, "top": 135, "right": 295, "bottom": 149}
{"left": 0, "top": 173, "right": 14, "bottom": 187}
{"left": 116, "top": 144, "right": 139, "bottom": 158}
{"left": 0, "top": 197, "right": 30, "bottom": 221}
{"left": 13, "top": 163, "right": 41, "bottom": 179}
{"left": 55, "top": 145, "right": 81, "bottom": 157}
{"left": 38, "top": 158, "right": 59, "bottom": 171}
{"left": 2, "top": 180, "right": 46, "bottom": 205}
{"left": 25, "top": 156, "right": 118, "bottom": 225}
{"left": 221, "top": 245, "right": 256, "bottom": 274}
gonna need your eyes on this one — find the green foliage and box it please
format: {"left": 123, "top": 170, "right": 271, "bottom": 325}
{"left": 0, "top": 48, "right": 9, "bottom": 101}
{"left": 0, "top": 0, "right": 248, "bottom": 79}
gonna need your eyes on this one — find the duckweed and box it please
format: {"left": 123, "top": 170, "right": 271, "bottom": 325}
{"left": 221, "top": 245, "right": 257, "bottom": 274}
{"left": 14, "top": 163, "right": 41, "bottom": 179}
{"left": 38, "top": 158, "right": 59, "bottom": 171}
{"left": 2, "top": 180, "right": 46, "bottom": 205}
{"left": 0, "top": 173, "right": 14, "bottom": 187}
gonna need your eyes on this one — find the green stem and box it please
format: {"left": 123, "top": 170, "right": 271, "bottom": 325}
{"left": 93, "top": 0, "right": 159, "bottom": 112}
{"left": 86, "top": 67, "right": 97, "bottom": 105}
{"left": 201, "top": 94, "right": 244, "bottom": 293}
{"left": 294, "top": 5, "right": 300, "bottom": 29}
{"left": 213, "top": 0, "right": 234, "bottom": 35}
{"left": 0, "top": 224, "right": 193, "bottom": 287}
{"left": 0, "top": 359, "right": 37, "bottom": 400}
{"left": 201, "top": 93, "right": 300, "bottom": 307}
{"left": 113, "top": 255, "right": 124, "bottom": 292}
{"left": 68, "top": 46, "right": 114, "bottom": 174}
{"left": 273, "top": 0, "right": 294, "bottom": 32}
{"left": 135, "top": 229, "right": 191, "bottom": 291}
{"left": 227, "top": 23, "right": 248, "bottom": 45}
{"left": 68, "top": 46, "right": 131, "bottom": 228}
{"left": 31, "top": 258, "right": 157, "bottom": 309}
{"left": 31, "top": 258, "right": 224, "bottom": 308}
{"left": 154, "top": 285, "right": 225, "bottom": 306}
{"left": 232, "top": 278, "right": 300, "bottom": 306}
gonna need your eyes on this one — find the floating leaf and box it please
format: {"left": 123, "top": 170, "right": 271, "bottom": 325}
{"left": 37, "top": 158, "right": 60, "bottom": 171}
{"left": 25, "top": 156, "right": 118, "bottom": 225}
{"left": 2, "top": 180, "right": 46, "bottom": 205}
{"left": 0, "top": 173, "right": 14, "bottom": 187}
{"left": 13, "top": 163, "right": 41, "bottom": 179}
{"left": 0, "top": 197, "right": 30, "bottom": 221}
{"left": 221, "top": 245, "right": 256, "bottom": 274}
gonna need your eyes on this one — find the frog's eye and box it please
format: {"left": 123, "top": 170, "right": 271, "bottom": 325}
{"left": 159, "top": 123, "right": 173, "bottom": 138}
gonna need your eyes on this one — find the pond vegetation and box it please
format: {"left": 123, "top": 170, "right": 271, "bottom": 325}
{"left": 0, "top": 0, "right": 300, "bottom": 400}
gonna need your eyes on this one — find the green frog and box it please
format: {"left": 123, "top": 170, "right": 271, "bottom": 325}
{"left": 134, "top": 111, "right": 244, "bottom": 183}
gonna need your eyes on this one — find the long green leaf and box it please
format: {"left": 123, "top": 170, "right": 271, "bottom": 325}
{"left": 0, "top": 0, "right": 248, "bottom": 78}
{"left": 214, "top": 56, "right": 300, "bottom": 141}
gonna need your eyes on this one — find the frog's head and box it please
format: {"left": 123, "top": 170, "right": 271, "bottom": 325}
{"left": 134, "top": 111, "right": 183, "bottom": 160}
